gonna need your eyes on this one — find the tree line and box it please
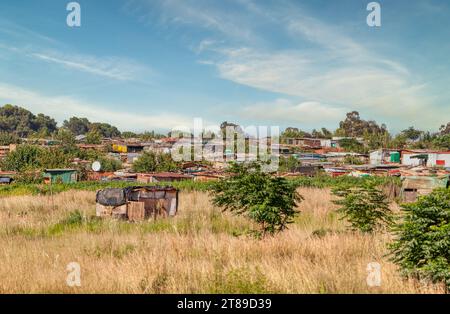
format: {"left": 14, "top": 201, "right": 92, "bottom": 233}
{"left": 0, "top": 104, "right": 165, "bottom": 145}
{"left": 280, "top": 111, "right": 450, "bottom": 152}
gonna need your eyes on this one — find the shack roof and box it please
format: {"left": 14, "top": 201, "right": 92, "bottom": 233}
{"left": 44, "top": 169, "right": 77, "bottom": 173}
{"left": 402, "top": 149, "right": 450, "bottom": 155}
{"left": 137, "top": 172, "right": 193, "bottom": 179}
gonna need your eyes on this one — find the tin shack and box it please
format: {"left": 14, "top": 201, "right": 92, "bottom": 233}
{"left": 96, "top": 186, "right": 178, "bottom": 221}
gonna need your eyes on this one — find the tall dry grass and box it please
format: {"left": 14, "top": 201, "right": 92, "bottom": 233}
{"left": 0, "top": 188, "right": 445, "bottom": 293}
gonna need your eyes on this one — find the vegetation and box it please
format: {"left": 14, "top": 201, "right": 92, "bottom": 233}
{"left": 0, "top": 132, "right": 20, "bottom": 145}
{"left": 389, "top": 188, "right": 450, "bottom": 291}
{"left": 338, "top": 138, "right": 366, "bottom": 154}
{"left": 0, "top": 104, "right": 57, "bottom": 137}
{"left": 279, "top": 155, "right": 301, "bottom": 172}
{"left": 63, "top": 117, "right": 121, "bottom": 138}
{"left": 0, "top": 188, "right": 444, "bottom": 293}
{"left": 332, "top": 180, "right": 393, "bottom": 233}
{"left": 132, "top": 151, "right": 180, "bottom": 173}
{"left": 210, "top": 163, "right": 302, "bottom": 237}
{"left": 85, "top": 130, "right": 102, "bottom": 144}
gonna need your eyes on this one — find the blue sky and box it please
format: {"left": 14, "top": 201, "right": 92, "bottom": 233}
{"left": 0, "top": 0, "right": 449, "bottom": 133}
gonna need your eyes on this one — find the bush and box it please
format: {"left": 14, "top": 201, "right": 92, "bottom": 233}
{"left": 210, "top": 162, "right": 302, "bottom": 237}
{"left": 132, "top": 151, "right": 180, "bottom": 173}
{"left": 389, "top": 188, "right": 450, "bottom": 291}
{"left": 332, "top": 180, "right": 393, "bottom": 233}
{"left": 0, "top": 132, "right": 20, "bottom": 145}
{"left": 1, "top": 145, "right": 43, "bottom": 171}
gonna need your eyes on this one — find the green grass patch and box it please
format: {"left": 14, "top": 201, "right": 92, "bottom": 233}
{"left": 0, "top": 180, "right": 214, "bottom": 197}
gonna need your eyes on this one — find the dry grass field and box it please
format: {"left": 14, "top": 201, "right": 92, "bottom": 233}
{"left": 0, "top": 188, "right": 445, "bottom": 293}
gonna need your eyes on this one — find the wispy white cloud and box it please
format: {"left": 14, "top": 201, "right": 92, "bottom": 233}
{"left": 0, "top": 19, "right": 152, "bottom": 82}
{"left": 0, "top": 19, "right": 58, "bottom": 44}
{"left": 31, "top": 52, "right": 150, "bottom": 81}
{"left": 0, "top": 83, "right": 192, "bottom": 132}
{"left": 171, "top": 1, "right": 448, "bottom": 129}
{"left": 129, "top": 0, "right": 261, "bottom": 44}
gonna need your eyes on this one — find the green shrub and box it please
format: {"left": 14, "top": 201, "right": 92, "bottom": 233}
{"left": 389, "top": 188, "right": 450, "bottom": 291}
{"left": 132, "top": 151, "right": 180, "bottom": 173}
{"left": 332, "top": 180, "right": 393, "bottom": 233}
{"left": 210, "top": 162, "right": 302, "bottom": 237}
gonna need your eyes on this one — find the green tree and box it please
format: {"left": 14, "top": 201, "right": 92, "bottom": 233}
{"left": 97, "top": 157, "right": 122, "bottom": 172}
{"left": 90, "top": 122, "right": 121, "bottom": 138}
{"left": 336, "top": 111, "right": 387, "bottom": 138}
{"left": 85, "top": 130, "right": 102, "bottom": 144}
{"left": 0, "top": 132, "right": 20, "bottom": 145}
{"left": 63, "top": 117, "right": 91, "bottom": 135}
{"left": 0, "top": 104, "right": 57, "bottom": 137}
{"left": 1, "top": 145, "right": 43, "bottom": 171}
{"left": 279, "top": 155, "right": 301, "bottom": 172}
{"left": 338, "top": 138, "right": 366, "bottom": 153}
{"left": 401, "top": 127, "right": 423, "bottom": 142}
{"left": 332, "top": 180, "right": 393, "bottom": 233}
{"left": 210, "top": 162, "right": 302, "bottom": 237}
{"left": 56, "top": 128, "right": 77, "bottom": 154}
{"left": 280, "top": 127, "right": 312, "bottom": 142}
{"left": 389, "top": 188, "right": 450, "bottom": 291}
{"left": 439, "top": 122, "right": 450, "bottom": 135}
{"left": 132, "top": 151, "right": 179, "bottom": 173}
{"left": 38, "top": 147, "right": 72, "bottom": 169}
{"left": 122, "top": 131, "right": 137, "bottom": 139}
{"left": 433, "top": 134, "right": 450, "bottom": 150}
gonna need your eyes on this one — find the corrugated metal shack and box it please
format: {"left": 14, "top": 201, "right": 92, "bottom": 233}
{"left": 401, "top": 175, "right": 449, "bottom": 202}
{"left": 43, "top": 169, "right": 78, "bottom": 184}
{"left": 96, "top": 186, "right": 178, "bottom": 221}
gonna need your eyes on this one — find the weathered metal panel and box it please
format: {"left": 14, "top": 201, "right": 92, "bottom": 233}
{"left": 128, "top": 202, "right": 145, "bottom": 222}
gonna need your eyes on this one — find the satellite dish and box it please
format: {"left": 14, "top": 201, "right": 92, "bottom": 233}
{"left": 92, "top": 161, "right": 102, "bottom": 172}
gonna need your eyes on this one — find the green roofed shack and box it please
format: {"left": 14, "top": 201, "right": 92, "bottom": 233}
{"left": 43, "top": 169, "right": 78, "bottom": 184}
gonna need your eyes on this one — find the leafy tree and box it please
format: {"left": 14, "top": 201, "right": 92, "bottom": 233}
{"left": 38, "top": 147, "right": 72, "bottom": 169}
{"left": 343, "top": 155, "right": 364, "bottom": 165}
{"left": 90, "top": 122, "right": 121, "bottom": 138}
{"left": 1, "top": 145, "right": 43, "bottom": 171}
{"left": 336, "top": 111, "right": 387, "bottom": 138}
{"left": 388, "top": 134, "right": 408, "bottom": 149}
{"left": 433, "top": 134, "right": 450, "bottom": 150}
{"left": 0, "top": 132, "right": 20, "bottom": 145}
{"left": 97, "top": 156, "right": 122, "bottom": 172}
{"left": 389, "top": 188, "right": 450, "bottom": 291}
{"left": 311, "top": 128, "right": 333, "bottom": 139}
{"left": 439, "top": 122, "right": 450, "bottom": 135}
{"left": 56, "top": 129, "right": 77, "bottom": 154}
{"left": 338, "top": 138, "right": 366, "bottom": 153}
{"left": 62, "top": 117, "right": 121, "bottom": 138}
{"left": 0, "top": 104, "right": 57, "bottom": 137}
{"left": 321, "top": 127, "right": 333, "bottom": 139}
{"left": 279, "top": 155, "right": 301, "bottom": 172}
{"left": 210, "top": 162, "right": 302, "bottom": 237}
{"left": 85, "top": 130, "right": 102, "bottom": 144}
{"left": 1, "top": 145, "right": 72, "bottom": 171}
{"left": 139, "top": 131, "right": 166, "bottom": 141}
{"left": 63, "top": 117, "right": 91, "bottom": 135}
{"left": 281, "top": 127, "right": 311, "bottom": 140}
{"left": 401, "top": 127, "right": 423, "bottom": 142}
{"left": 332, "top": 180, "right": 393, "bottom": 233}
{"left": 122, "top": 131, "right": 137, "bottom": 139}
{"left": 132, "top": 151, "right": 180, "bottom": 173}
